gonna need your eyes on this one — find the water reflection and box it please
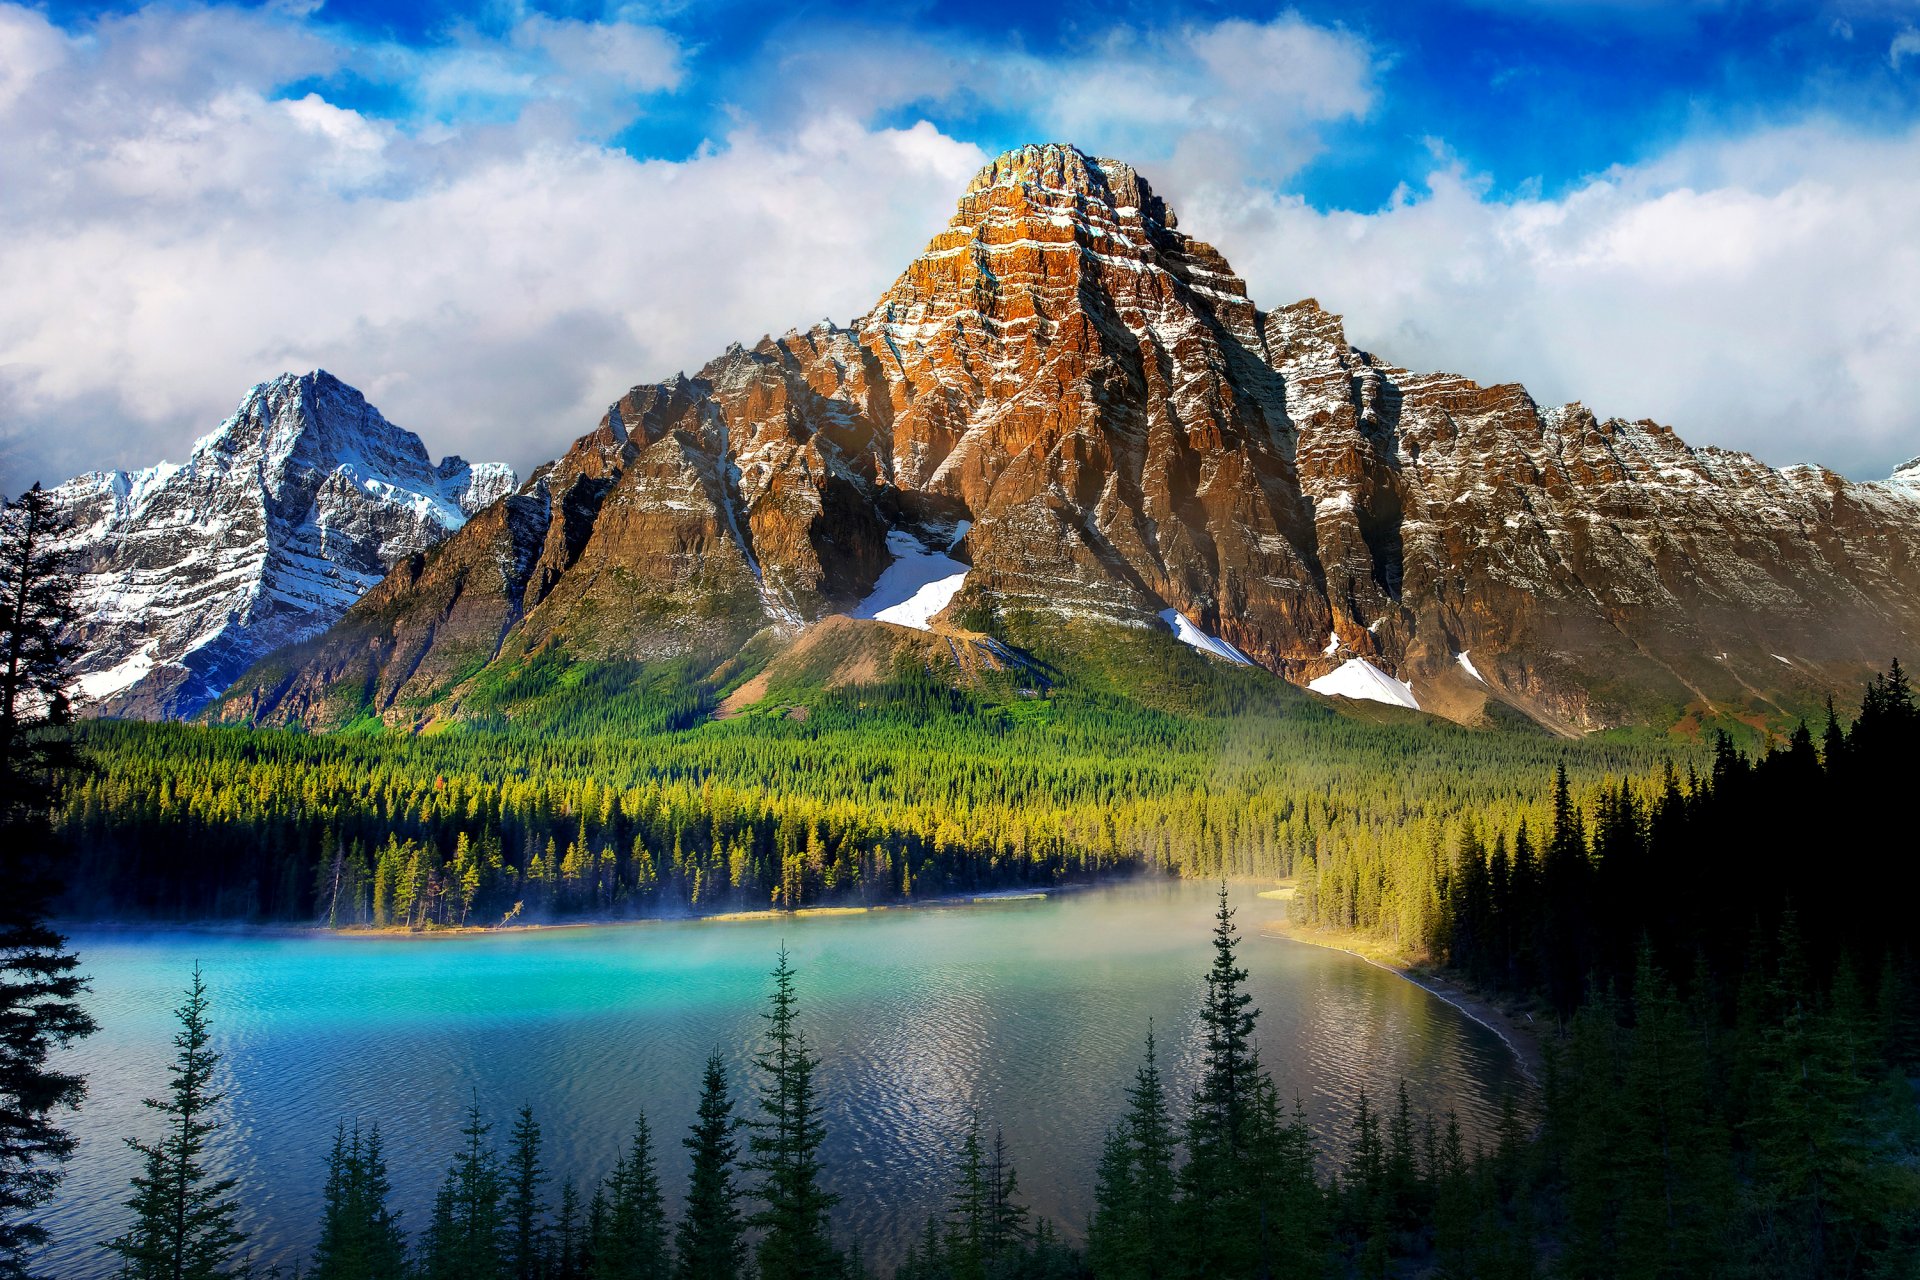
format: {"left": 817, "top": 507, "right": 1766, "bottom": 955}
{"left": 46, "top": 881, "right": 1527, "bottom": 1277}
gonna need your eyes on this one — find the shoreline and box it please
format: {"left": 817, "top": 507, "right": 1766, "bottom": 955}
{"left": 54, "top": 883, "right": 1079, "bottom": 941}
{"left": 1251, "top": 887, "right": 1547, "bottom": 1084}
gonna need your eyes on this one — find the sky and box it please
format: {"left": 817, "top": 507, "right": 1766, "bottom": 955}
{"left": 3, "top": 0, "right": 1920, "bottom": 491}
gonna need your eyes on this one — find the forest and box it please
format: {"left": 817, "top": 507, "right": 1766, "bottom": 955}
{"left": 54, "top": 652, "right": 1674, "bottom": 929}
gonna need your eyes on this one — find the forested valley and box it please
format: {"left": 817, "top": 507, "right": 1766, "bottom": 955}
{"left": 57, "top": 650, "right": 1674, "bottom": 929}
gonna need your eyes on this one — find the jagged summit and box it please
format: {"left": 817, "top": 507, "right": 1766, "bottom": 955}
{"left": 213, "top": 149, "right": 1920, "bottom": 735}
{"left": 53, "top": 371, "right": 514, "bottom": 719}
{"left": 960, "top": 143, "right": 1176, "bottom": 227}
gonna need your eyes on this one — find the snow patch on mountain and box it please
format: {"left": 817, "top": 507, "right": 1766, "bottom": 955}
{"left": 51, "top": 370, "right": 514, "bottom": 719}
{"left": 850, "top": 529, "right": 969, "bottom": 631}
{"left": 1160, "top": 609, "right": 1254, "bottom": 665}
{"left": 1457, "top": 651, "right": 1485, "bottom": 682}
{"left": 1885, "top": 458, "right": 1920, "bottom": 500}
{"left": 1310, "top": 658, "right": 1421, "bottom": 710}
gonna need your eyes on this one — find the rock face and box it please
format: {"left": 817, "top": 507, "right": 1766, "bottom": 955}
{"left": 220, "top": 144, "right": 1920, "bottom": 732}
{"left": 52, "top": 371, "right": 514, "bottom": 719}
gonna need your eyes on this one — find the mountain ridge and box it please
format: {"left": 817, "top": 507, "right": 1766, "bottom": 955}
{"left": 53, "top": 370, "right": 515, "bottom": 719}
{"left": 210, "top": 144, "right": 1920, "bottom": 735}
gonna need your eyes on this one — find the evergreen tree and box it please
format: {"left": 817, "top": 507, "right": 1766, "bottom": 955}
{"left": 101, "top": 965, "right": 248, "bottom": 1280}
{"left": 505, "top": 1105, "right": 549, "bottom": 1280}
{"left": 1088, "top": 1030, "right": 1175, "bottom": 1280}
{"left": 422, "top": 1097, "right": 507, "bottom": 1280}
{"left": 593, "top": 1114, "right": 666, "bottom": 1280}
{"left": 310, "top": 1122, "right": 406, "bottom": 1280}
{"left": 1178, "top": 885, "right": 1265, "bottom": 1279}
{"left": 675, "top": 1053, "right": 745, "bottom": 1280}
{"left": 0, "top": 483, "right": 93, "bottom": 1280}
{"left": 746, "top": 949, "right": 839, "bottom": 1280}
{"left": 552, "top": 1179, "right": 584, "bottom": 1280}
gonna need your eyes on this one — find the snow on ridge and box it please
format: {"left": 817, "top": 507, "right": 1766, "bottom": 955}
{"left": 1309, "top": 658, "right": 1421, "bottom": 711}
{"left": 1159, "top": 608, "right": 1253, "bottom": 665}
{"left": 1457, "top": 651, "right": 1485, "bottom": 682}
{"left": 52, "top": 370, "right": 515, "bottom": 718}
{"left": 849, "top": 529, "right": 970, "bottom": 631}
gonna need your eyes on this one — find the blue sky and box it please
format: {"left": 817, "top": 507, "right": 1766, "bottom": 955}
{"left": 4, "top": 0, "right": 1920, "bottom": 485}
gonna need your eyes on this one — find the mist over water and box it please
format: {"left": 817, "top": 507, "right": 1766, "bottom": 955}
{"left": 45, "top": 881, "right": 1527, "bottom": 1277}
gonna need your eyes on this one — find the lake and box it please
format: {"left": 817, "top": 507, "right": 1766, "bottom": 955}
{"left": 43, "top": 880, "right": 1527, "bottom": 1277}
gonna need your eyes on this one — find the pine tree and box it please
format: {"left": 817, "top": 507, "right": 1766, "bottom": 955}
{"left": 1178, "top": 885, "right": 1266, "bottom": 1279}
{"left": 1089, "top": 1029, "right": 1176, "bottom": 1280}
{"left": 311, "top": 1122, "right": 406, "bottom": 1280}
{"left": 593, "top": 1114, "right": 665, "bottom": 1280}
{"left": 746, "top": 949, "right": 839, "bottom": 1280}
{"left": 422, "top": 1097, "right": 507, "bottom": 1280}
{"left": 552, "top": 1179, "right": 584, "bottom": 1280}
{"left": 0, "top": 483, "right": 94, "bottom": 1280}
{"left": 505, "top": 1105, "right": 549, "bottom": 1280}
{"left": 100, "top": 964, "right": 248, "bottom": 1280}
{"left": 675, "top": 1053, "right": 745, "bottom": 1280}
{"left": 943, "top": 1117, "right": 989, "bottom": 1280}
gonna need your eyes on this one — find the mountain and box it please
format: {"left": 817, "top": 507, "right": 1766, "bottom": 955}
{"left": 51, "top": 371, "right": 515, "bottom": 719}
{"left": 213, "top": 144, "right": 1920, "bottom": 735}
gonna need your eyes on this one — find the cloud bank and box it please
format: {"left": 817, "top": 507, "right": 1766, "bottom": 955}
{"left": 1, "top": 1, "right": 1915, "bottom": 493}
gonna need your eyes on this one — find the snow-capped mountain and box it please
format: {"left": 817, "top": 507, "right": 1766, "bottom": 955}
{"left": 50, "top": 371, "right": 514, "bottom": 719}
{"left": 215, "top": 145, "right": 1920, "bottom": 733}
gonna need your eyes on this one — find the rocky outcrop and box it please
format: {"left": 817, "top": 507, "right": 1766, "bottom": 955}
{"left": 218, "top": 145, "right": 1920, "bottom": 732}
{"left": 52, "top": 371, "right": 514, "bottom": 719}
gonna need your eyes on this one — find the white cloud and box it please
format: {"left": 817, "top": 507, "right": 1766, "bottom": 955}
{"left": 1892, "top": 25, "right": 1920, "bottom": 70}
{"left": 755, "top": 12, "right": 1377, "bottom": 190}
{"left": 1176, "top": 120, "right": 1920, "bottom": 479}
{"left": 1, "top": 0, "right": 1916, "bottom": 495}
{"left": 0, "top": 3, "right": 979, "bottom": 489}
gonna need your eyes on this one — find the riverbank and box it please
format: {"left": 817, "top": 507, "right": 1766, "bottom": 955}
{"left": 1250, "top": 883, "right": 1549, "bottom": 1083}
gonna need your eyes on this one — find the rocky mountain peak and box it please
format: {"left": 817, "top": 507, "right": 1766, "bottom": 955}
{"left": 959, "top": 142, "right": 1175, "bottom": 228}
{"left": 216, "top": 149, "right": 1920, "bottom": 736}
{"left": 53, "top": 372, "right": 514, "bottom": 719}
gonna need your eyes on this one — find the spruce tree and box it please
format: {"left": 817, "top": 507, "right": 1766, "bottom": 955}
{"left": 422, "top": 1097, "right": 507, "bottom": 1280}
{"left": 675, "top": 1053, "right": 745, "bottom": 1280}
{"left": 746, "top": 949, "right": 839, "bottom": 1280}
{"left": 593, "top": 1114, "right": 666, "bottom": 1280}
{"left": 311, "top": 1122, "right": 406, "bottom": 1280}
{"left": 0, "top": 483, "right": 93, "bottom": 1280}
{"left": 551, "top": 1179, "right": 584, "bottom": 1280}
{"left": 1178, "top": 885, "right": 1266, "bottom": 1279}
{"left": 1089, "top": 1029, "right": 1176, "bottom": 1280}
{"left": 101, "top": 964, "right": 248, "bottom": 1280}
{"left": 943, "top": 1117, "right": 989, "bottom": 1280}
{"left": 505, "top": 1104, "right": 549, "bottom": 1280}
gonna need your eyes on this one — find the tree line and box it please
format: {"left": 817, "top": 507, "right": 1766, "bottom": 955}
{"left": 57, "top": 675, "right": 1668, "bottom": 928}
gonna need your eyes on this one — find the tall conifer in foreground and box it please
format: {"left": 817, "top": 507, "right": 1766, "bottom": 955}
{"left": 676, "top": 1052, "right": 745, "bottom": 1280}
{"left": 422, "top": 1097, "right": 506, "bottom": 1280}
{"left": 504, "top": 1105, "right": 549, "bottom": 1280}
{"left": 1088, "top": 1030, "right": 1175, "bottom": 1280}
{"left": 0, "top": 483, "right": 94, "bottom": 1280}
{"left": 311, "top": 1122, "right": 406, "bottom": 1280}
{"left": 747, "top": 948, "right": 839, "bottom": 1280}
{"left": 101, "top": 964, "right": 248, "bottom": 1280}
{"left": 1177, "top": 884, "right": 1262, "bottom": 1277}
{"left": 593, "top": 1114, "right": 665, "bottom": 1280}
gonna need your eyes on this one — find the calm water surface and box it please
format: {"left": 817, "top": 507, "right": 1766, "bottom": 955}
{"left": 45, "top": 881, "right": 1526, "bottom": 1276}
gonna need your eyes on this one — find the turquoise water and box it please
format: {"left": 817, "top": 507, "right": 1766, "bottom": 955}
{"left": 45, "top": 881, "right": 1526, "bottom": 1276}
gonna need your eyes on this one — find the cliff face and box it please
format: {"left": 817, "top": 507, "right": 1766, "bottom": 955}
{"left": 216, "top": 145, "right": 1920, "bottom": 732}
{"left": 51, "top": 371, "right": 514, "bottom": 719}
